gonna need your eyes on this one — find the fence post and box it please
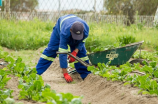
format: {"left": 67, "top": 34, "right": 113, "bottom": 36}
{"left": 58, "top": 0, "right": 61, "bottom": 17}
{"left": 4, "top": 0, "right": 10, "bottom": 20}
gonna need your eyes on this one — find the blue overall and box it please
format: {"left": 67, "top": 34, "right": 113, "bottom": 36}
{"left": 36, "top": 14, "right": 91, "bottom": 79}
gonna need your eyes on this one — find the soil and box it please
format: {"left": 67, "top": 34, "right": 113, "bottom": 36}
{"left": 1, "top": 49, "right": 158, "bottom": 104}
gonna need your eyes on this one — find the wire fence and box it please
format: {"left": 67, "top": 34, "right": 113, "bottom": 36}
{"left": 0, "top": 0, "right": 156, "bottom": 27}
{"left": 0, "top": 11, "right": 156, "bottom": 27}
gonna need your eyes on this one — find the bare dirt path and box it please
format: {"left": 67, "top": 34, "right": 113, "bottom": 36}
{"left": 41, "top": 58, "right": 158, "bottom": 104}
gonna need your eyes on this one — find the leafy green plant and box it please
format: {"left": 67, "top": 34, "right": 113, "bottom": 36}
{"left": 0, "top": 70, "right": 11, "bottom": 89}
{"left": 132, "top": 51, "right": 158, "bottom": 63}
{"left": 18, "top": 73, "right": 46, "bottom": 100}
{"left": 88, "top": 60, "right": 158, "bottom": 96}
{"left": 41, "top": 88, "right": 82, "bottom": 104}
{"left": 0, "top": 69, "right": 13, "bottom": 104}
{"left": 4, "top": 97, "right": 15, "bottom": 104}
{"left": 0, "top": 49, "right": 83, "bottom": 103}
{"left": 0, "top": 89, "right": 13, "bottom": 104}
{"left": 88, "top": 45, "right": 117, "bottom": 53}
{"left": 116, "top": 35, "right": 136, "bottom": 46}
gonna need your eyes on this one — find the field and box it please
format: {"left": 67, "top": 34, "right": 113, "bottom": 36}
{"left": 1, "top": 19, "right": 158, "bottom": 104}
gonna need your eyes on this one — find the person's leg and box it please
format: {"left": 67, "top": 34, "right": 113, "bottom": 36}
{"left": 70, "top": 46, "right": 91, "bottom": 79}
{"left": 36, "top": 28, "right": 59, "bottom": 75}
{"left": 36, "top": 50, "right": 57, "bottom": 75}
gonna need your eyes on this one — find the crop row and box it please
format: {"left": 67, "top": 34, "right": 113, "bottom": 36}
{"left": 0, "top": 46, "right": 82, "bottom": 104}
{"left": 87, "top": 59, "right": 158, "bottom": 96}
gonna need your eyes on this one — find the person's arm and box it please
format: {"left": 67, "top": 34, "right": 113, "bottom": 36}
{"left": 59, "top": 35, "right": 68, "bottom": 68}
{"left": 62, "top": 68, "right": 68, "bottom": 73}
{"left": 59, "top": 34, "right": 73, "bottom": 83}
{"left": 62, "top": 68, "right": 73, "bottom": 83}
{"left": 74, "top": 48, "right": 79, "bottom": 53}
{"left": 68, "top": 48, "right": 79, "bottom": 63}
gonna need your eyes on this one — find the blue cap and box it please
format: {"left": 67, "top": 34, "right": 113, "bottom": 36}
{"left": 71, "top": 21, "right": 84, "bottom": 40}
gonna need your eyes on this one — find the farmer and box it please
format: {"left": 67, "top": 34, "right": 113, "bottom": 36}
{"left": 36, "top": 14, "right": 91, "bottom": 83}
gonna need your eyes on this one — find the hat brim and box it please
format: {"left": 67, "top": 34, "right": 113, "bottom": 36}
{"left": 71, "top": 32, "right": 83, "bottom": 40}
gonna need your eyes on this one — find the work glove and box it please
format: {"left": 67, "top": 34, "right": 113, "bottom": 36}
{"left": 63, "top": 73, "right": 73, "bottom": 83}
{"left": 68, "top": 51, "right": 77, "bottom": 63}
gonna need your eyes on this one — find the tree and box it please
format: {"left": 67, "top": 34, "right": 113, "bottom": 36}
{"left": 104, "top": 0, "right": 158, "bottom": 25}
{"left": 134, "top": 0, "right": 158, "bottom": 15}
{"left": 122, "top": 1, "right": 135, "bottom": 25}
{"left": 10, "top": 0, "right": 38, "bottom": 12}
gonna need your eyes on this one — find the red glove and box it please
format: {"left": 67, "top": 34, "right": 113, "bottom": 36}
{"left": 63, "top": 73, "right": 73, "bottom": 83}
{"left": 68, "top": 51, "right": 77, "bottom": 63}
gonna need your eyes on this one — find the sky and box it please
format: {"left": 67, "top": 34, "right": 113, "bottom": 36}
{"left": 37, "top": 0, "right": 104, "bottom": 12}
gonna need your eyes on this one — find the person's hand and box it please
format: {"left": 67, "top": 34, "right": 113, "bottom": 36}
{"left": 68, "top": 51, "right": 77, "bottom": 63}
{"left": 63, "top": 73, "right": 73, "bottom": 83}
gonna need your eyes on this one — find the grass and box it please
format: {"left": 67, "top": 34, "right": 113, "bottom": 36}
{"left": 1, "top": 19, "right": 158, "bottom": 67}
{"left": 0, "top": 19, "right": 54, "bottom": 50}
{"left": 2, "top": 46, "right": 46, "bottom": 67}
{"left": 87, "top": 22, "right": 158, "bottom": 51}
{"left": 1, "top": 19, "right": 158, "bottom": 51}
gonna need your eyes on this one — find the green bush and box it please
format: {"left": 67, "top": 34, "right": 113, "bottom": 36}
{"left": 116, "top": 35, "right": 136, "bottom": 46}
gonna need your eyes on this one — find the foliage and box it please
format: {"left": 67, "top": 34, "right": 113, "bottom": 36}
{"left": 134, "top": 0, "right": 158, "bottom": 15}
{"left": 0, "top": 89, "right": 14, "bottom": 104}
{"left": 0, "top": 19, "right": 53, "bottom": 50}
{"left": 86, "top": 22, "right": 120, "bottom": 52}
{"left": 1, "top": 20, "right": 158, "bottom": 52}
{"left": 116, "top": 35, "right": 136, "bottom": 46}
{"left": 104, "top": 0, "right": 135, "bottom": 25}
{"left": 132, "top": 51, "right": 158, "bottom": 63}
{"left": 0, "top": 69, "right": 14, "bottom": 104}
{"left": 1, "top": 0, "right": 39, "bottom": 12}
{"left": 86, "top": 23, "right": 137, "bottom": 52}
{"left": 0, "top": 70, "right": 11, "bottom": 89}
{"left": 88, "top": 60, "right": 158, "bottom": 96}
{"left": 0, "top": 49, "right": 82, "bottom": 103}
{"left": 104, "top": 0, "right": 158, "bottom": 15}
{"left": 104, "top": 0, "right": 158, "bottom": 25}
